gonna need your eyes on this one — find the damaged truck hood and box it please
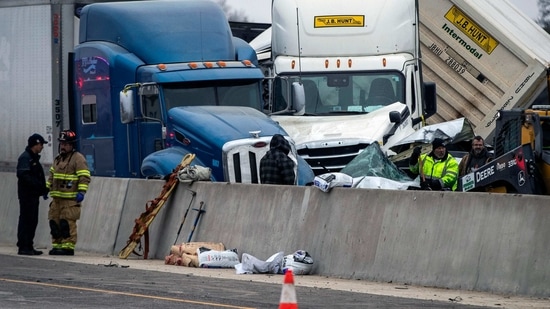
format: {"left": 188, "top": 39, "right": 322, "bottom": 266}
{"left": 271, "top": 103, "right": 406, "bottom": 148}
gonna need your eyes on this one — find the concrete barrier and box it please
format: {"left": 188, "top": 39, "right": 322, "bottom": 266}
{"left": 1, "top": 172, "right": 549, "bottom": 297}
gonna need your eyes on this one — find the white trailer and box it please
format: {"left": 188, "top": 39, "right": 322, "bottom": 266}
{"left": 0, "top": 0, "right": 106, "bottom": 170}
{"left": 419, "top": 0, "right": 550, "bottom": 140}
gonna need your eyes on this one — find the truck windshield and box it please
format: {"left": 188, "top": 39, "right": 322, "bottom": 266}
{"left": 162, "top": 80, "right": 262, "bottom": 111}
{"left": 273, "top": 72, "right": 404, "bottom": 114}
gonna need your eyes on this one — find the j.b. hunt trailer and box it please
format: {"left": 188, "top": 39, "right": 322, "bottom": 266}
{"left": 419, "top": 0, "right": 550, "bottom": 140}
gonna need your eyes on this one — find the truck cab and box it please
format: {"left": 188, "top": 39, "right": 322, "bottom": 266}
{"left": 71, "top": 0, "right": 314, "bottom": 184}
{"left": 253, "top": 0, "right": 436, "bottom": 175}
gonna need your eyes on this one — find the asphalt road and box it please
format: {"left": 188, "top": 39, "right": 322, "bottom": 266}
{"left": 1, "top": 246, "right": 547, "bottom": 309}
{"left": 0, "top": 253, "right": 498, "bottom": 309}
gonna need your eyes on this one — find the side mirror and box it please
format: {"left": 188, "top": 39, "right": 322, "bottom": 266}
{"left": 389, "top": 110, "right": 401, "bottom": 123}
{"left": 120, "top": 89, "right": 135, "bottom": 124}
{"left": 292, "top": 82, "right": 305, "bottom": 116}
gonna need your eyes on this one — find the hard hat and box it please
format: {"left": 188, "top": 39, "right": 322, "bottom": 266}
{"left": 282, "top": 250, "right": 314, "bottom": 275}
{"left": 58, "top": 130, "right": 77, "bottom": 143}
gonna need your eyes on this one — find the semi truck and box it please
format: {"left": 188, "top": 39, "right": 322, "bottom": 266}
{"left": 419, "top": 0, "right": 550, "bottom": 140}
{"left": 251, "top": 0, "right": 550, "bottom": 175}
{"left": 0, "top": 0, "right": 313, "bottom": 184}
{"left": 251, "top": 0, "right": 437, "bottom": 175}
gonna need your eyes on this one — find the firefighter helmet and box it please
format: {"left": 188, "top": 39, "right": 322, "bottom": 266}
{"left": 58, "top": 130, "right": 77, "bottom": 143}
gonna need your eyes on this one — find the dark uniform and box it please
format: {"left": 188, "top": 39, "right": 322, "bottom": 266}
{"left": 16, "top": 134, "right": 49, "bottom": 255}
{"left": 47, "top": 130, "right": 91, "bottom": 255}
{"left": 260, "top": 134, "right": 296, "bottom": 185}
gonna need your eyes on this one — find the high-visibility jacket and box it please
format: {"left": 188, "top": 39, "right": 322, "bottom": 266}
{"left": 410, "top": 151, "right": 459, "bottom": 190}
{"left": 47, "top": 151, "right": 91, "bottom": 200}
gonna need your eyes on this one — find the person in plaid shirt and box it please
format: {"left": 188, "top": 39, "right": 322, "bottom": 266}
{"left": 260, "top": 134, "right": 296, "bottom": 185}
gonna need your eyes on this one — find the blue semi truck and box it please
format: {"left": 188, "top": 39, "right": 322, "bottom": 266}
{"left": 70, "top": 0, "right": 313, "bottom": 184}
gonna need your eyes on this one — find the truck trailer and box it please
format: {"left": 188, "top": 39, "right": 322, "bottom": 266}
{"left": 0, "top": 0, "right": 313, "bottom": 184}
{"left": 251, "top": 0, "right": 437, "bottom": 175}
{"left": 419, "top": 0, "right": 550, "bottom": 140}
{"left": 0, "top": 0, "right": 95, "bottom": 172}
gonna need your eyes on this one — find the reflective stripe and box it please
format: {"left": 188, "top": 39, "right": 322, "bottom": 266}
{"left": 50, "top": 191, "right": 78, "bottom": 199}
{"left": 48, "top": 151, "right": 91, "bottom": 198}
{"left": 76, "top": 169, "right": 91, "bottom": 177}
{"left": 61, "top": 242, "right": 75, "bottom": 250}
{"left": 51, "top": 174, "right": 79, "bottom": 181}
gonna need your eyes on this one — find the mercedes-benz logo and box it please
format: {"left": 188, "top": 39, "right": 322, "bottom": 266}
{"left": 518, "top": 171, "right": 526, "bottom": 186}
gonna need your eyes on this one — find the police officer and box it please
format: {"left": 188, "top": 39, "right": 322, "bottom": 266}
{"left": 47, "top": 130, "right": 91, "bottom": 255}
{"left": 409, "top": 138, "right": 459, "bottom": 191}
{"left": 16, "top": 133, "right": 49, "bottom": 255}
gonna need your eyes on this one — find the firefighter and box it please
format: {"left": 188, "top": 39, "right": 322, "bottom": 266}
{"left": 409, "top": 138, "right": 459, "bottom": 191}
{"left": 46, "top": 130, "right": 91, "bottom": 255}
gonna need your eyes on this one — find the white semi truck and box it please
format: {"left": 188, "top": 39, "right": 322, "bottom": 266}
{"left": 254, "top": 0, "right": 437, "bottom": 175}
{"left": 252, "top": 0, "right": 550, "bottom": 173}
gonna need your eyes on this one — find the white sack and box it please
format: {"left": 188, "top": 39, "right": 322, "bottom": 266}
{"left": 313, "top": 172, "right": 353, "bottom": 192}
{"left": 235, "top": 251, "right": 284, "bottom": 274}
{"left": 353, "top": 176, "right": 419, "bottom": 190}
{"left": 177, "top": 165, "right": 212, "bottom": 182}
{"left": 198, "top": 248, "right": 240, "bottom": 268}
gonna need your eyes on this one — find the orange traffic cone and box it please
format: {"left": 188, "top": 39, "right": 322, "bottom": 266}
{"left": 279, "top": 269, "right": 298, "bottom": 309}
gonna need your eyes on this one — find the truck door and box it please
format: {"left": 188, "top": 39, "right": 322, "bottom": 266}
{"left": 137, "top": 85, "right": 164, "bottom": 167}
{"left": 74, "top": 57, "right": 116, "bottom": 176}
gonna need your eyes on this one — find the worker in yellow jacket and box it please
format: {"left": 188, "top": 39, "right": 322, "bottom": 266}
{"left": 46, "top": 130, "right": 91, "bottom": 255}
{"left": 409, "top": 138, "right": 459, "bottom": 191}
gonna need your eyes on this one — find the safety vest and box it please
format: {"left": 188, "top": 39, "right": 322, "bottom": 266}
{"left": 410, "top": 152, "right": 459, "bottom": 190}
{"left": 47, "top": 151, "right": 91, "bottom": 199}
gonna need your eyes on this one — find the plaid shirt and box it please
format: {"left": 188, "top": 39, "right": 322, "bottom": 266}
{"left": 260, "top": 134, "right": 295, "bottom": 185}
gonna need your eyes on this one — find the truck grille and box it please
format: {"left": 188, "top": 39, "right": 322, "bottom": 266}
{"left": 230, "top": 151, "right": 261, "bottom": 183}
{"left": 223, "top": 138, "right": 271, "bottom": 183}
{"left": 298, "top": 143, "right": 369, "bottom": 175}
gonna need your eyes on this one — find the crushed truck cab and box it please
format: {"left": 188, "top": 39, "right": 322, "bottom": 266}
{"left": 252, "top": 0, "right": 436, "bottom": 175}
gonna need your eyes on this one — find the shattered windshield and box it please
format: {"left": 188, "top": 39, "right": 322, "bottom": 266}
{"left": 341, "top": 142, "right": 412, "bottom": 182}
{"left": 273, "top": 72, "right": 405, "bottom": 115}
{"left": 162, "top": 80, "right": 262, "bottom": 110}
